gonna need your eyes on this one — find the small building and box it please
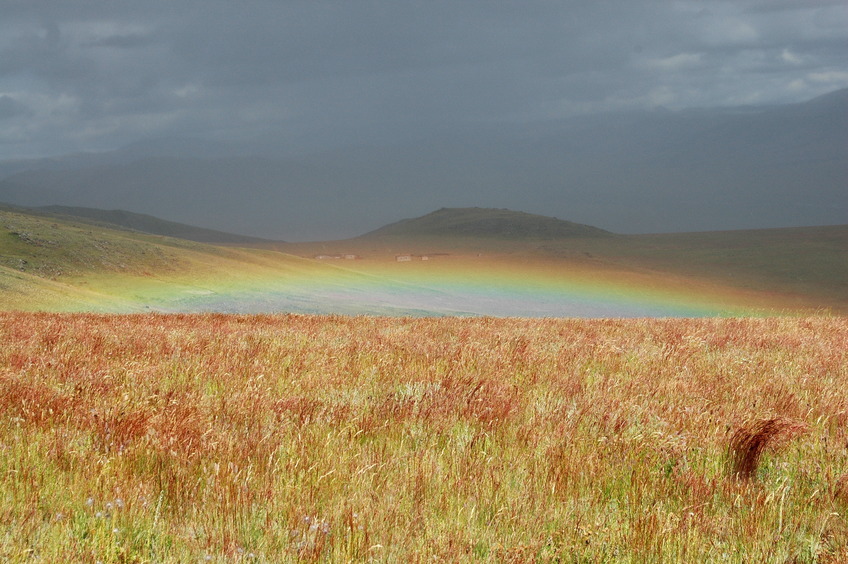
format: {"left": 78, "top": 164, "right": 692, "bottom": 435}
{"left": 396, "top": 254, "right": 412, "bottom": 262}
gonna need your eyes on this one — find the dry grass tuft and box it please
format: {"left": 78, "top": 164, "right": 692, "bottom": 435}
{"left": 727, "top": 417, "right": 808, "bottom": 480}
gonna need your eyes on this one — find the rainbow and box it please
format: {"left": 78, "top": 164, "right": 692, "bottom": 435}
{"left": 107, "top": 253, "right": 771, "bottom": 317}
{"left": 14, "top": 246, "right": 792, "bottom": 316}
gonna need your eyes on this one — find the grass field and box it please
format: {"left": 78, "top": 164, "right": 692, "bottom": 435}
{"left": 2, "top": 313, "right": 846, "bottom": 562}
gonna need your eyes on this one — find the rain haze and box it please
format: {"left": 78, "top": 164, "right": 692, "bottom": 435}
{"left": 1, "top": 0, "right": 846, "bottom": 240}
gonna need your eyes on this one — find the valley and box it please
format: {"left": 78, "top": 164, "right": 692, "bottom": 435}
{"left": 1, "top": 205, "right": 845, "bottom": 316}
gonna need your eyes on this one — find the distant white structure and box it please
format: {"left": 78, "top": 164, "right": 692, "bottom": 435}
{"left": 315, "top": 253, "right": 359, "bottom": 260}
{"left": 395, "top": 254, "right": 434, "bottom": 262}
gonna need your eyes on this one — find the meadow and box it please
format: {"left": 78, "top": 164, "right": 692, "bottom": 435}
{"left": 1, "top": 313, "right": 847, "bottom": 562}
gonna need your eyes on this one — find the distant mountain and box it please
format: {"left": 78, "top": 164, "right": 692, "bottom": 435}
{"left": 361, "top": 207, "right": 613, "bottom": 239}
{"left": 35, "top": 205, "right": 276, "bottom": 244}
{"left": 0, "top": 89, "right": 845, "bottom": 240}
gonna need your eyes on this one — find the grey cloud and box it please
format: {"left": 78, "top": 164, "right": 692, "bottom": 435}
{"left": 0, "top": 21, "right": 93, "bottom": 81}
{"left": 0, "top": 0, "right": 846, "bottom": 158}
{"left": 0, "top": 96, "right": 30, "bottom": 120}
{"left": 81, "top": 33, "right": 155, "bottom": 49}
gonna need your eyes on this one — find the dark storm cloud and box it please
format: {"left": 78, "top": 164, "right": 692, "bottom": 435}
{"left": 0, "top": 0, "right": 846, "bottom": 157}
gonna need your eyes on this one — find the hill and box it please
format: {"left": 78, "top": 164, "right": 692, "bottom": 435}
{"left": 35, "top": 205, "right": 276, "bottom": 244}
{"left": 360, "top": 207, "right": 613, "bottom": 240}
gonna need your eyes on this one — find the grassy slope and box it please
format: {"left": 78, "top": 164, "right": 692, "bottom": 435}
{"left": 36, "top": 205, "right": 276, "bottom": 244}
{"left": 0, "top": 268, "right": 137, "bottom": 312}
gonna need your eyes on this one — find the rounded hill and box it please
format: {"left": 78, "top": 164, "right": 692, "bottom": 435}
{"left": 360, "top": 207, "right": 613, "bottom": 240}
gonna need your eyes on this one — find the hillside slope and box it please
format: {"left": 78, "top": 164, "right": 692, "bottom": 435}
{"left": 36, "top": 205, "right": 276, "bottom": 244}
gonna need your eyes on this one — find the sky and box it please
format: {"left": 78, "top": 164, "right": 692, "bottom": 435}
{"left": 1, "top": 0, "right": 847, "bottom": 160}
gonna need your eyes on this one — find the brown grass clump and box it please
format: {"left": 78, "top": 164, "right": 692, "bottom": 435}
{"left": 727, "top": 417, "right": 808, "bottom": 480}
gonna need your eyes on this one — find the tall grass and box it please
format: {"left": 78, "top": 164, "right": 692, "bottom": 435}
{"left": 1, "top": 313, "right": 846, "bottom": 562}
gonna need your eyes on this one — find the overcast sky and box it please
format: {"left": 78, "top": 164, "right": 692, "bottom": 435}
{"left": 1, "top": 0, "right": 846, "bottom": 159}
